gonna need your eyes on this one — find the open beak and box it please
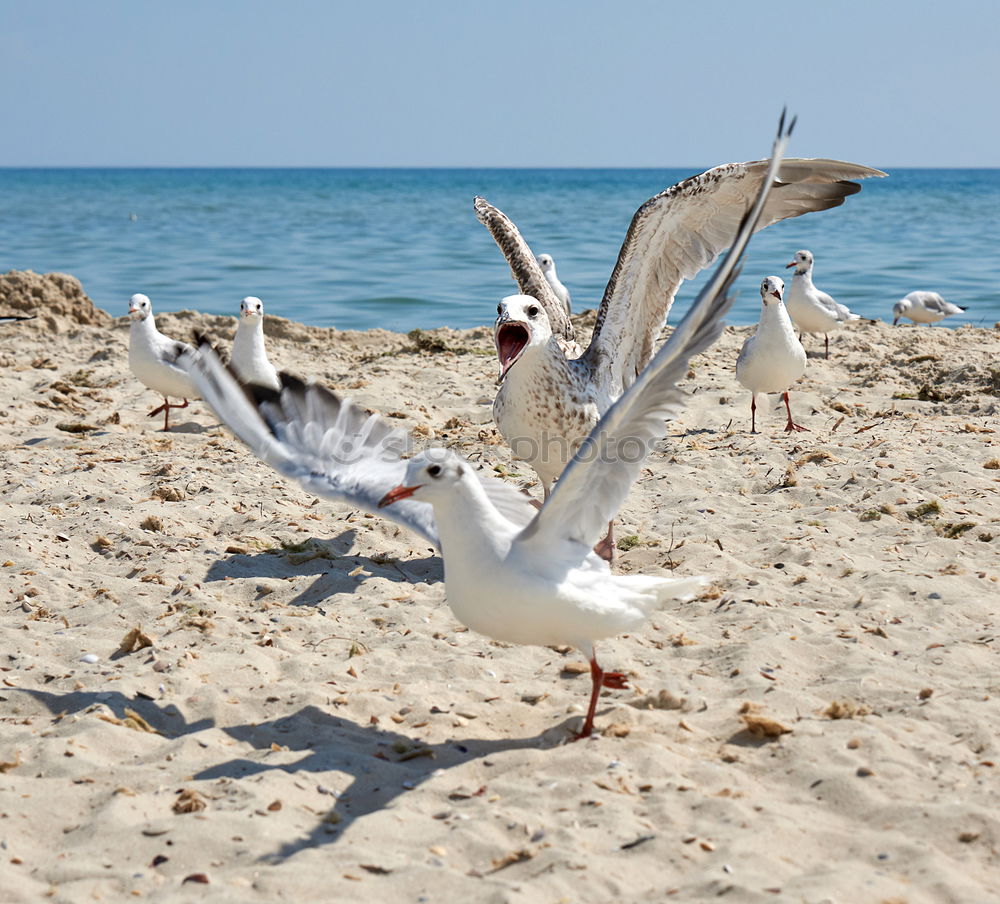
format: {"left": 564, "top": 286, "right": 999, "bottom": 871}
{"left": 378, "top": 484, "right": 421, "bottom": 508}
{"left": 494, "top": 320, "right": 531, "bottom": 382}
{"left": 770, "top": 290, "right": 782, "bottom": 301}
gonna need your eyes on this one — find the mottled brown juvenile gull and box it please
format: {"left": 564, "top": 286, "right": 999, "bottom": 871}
{"left": 187, "top": 112, "right": 790, "bottom": 740}
{"left": 476, "top": 151, "right": 885, "bottom": 517}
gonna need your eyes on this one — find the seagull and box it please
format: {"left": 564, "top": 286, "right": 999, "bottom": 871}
{"left": 536, "top": 253, "right": 572, "bottom": 316}
{"left": 784, "top": 249, "right": 860, "bottom": 357}
{"left": 477, "top": 152, "right": 883, "bottom": 546}
{"left": 892, "top": 291, "right": 966, "bottom": 326}
{"left": 189, "top": 111, "right": 795, "bottom": 738}
{"left": 736, "top": 277, "right": 807, "bottom": 433}
{"left": 231, "top": 296, "right": 281, "bottom": 390}
{"left": 128, "top": 294, "right": 199, "bottom": 431}
{"left": 0, "top": 314, "right": 36, "bottom": 324}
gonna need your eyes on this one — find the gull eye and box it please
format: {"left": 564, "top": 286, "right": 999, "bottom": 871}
{"left": 528, "top": 305, "right": 539, "bottom": 317}
{"left": 427, "top": 464, "right": 442, "bottom": 478}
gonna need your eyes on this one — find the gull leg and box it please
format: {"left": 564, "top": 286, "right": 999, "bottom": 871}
{"left": 782, "top": 391, "right": 808, "bottom": 433}
{"left": 148, "top": 397, "right": 189, "bottom": 431}
{"left": 594, "top": 520, "right": 615, "bottom": 563}
{"left": 576, "top": 653, "right": 629, "bottom": 739}
{"left": 750, "top": 394, "right": 758, "bottom": 433}
{"left": 824, "top": 334, "right": 830, "bottom": 359}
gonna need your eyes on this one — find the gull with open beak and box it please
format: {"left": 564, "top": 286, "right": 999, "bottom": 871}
{"left": 188, "top": 113, "right": 791, "bottom": 739}
{"left": 736, "top": 276, "right": 808, "bottom": 433}
{"left": 478, "top": 136, "right": 883, "bottom": 557}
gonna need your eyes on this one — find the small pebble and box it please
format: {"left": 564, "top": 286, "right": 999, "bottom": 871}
{"left": 928, "top": 592, "right": 942, "bottom": 600}
{"left": 79, "top": 653, "right": 99, "bottom": 664}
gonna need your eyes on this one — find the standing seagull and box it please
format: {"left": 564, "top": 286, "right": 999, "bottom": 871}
{"left": 128, "top": 294, "right": 199, "bottom": 431}
{"left": 478, "top": 153, "right": 883, "bottom": 527}
{"left": 188, "top": 112, "right": 793, "bottom": 738}
{"left": 736, "top": 277, "right": 808, "bottom": 433}
{"left": 231, "top": 296, "right": 281, "bottom": 390}
{"left": 784, "top": 249, "right": 860, "bottom": 357}
{"left": 536, "top": 253, "right": 572, "bottom": 316}
{"left": 892, "top": 291, "right": 966, "bottom": 326}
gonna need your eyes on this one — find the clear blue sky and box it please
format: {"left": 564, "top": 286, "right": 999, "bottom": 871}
{"left": 2, "top": 0, "right": 996, "bottom": 167}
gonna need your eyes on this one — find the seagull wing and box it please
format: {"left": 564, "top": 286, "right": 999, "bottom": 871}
{"left": 0, "top": 314, "right": 37, "bottom": 323}
{"left": 582, "top": 158, "right": 885, "bottom": 397}
{"left": 474, "top": 196, "right": 576, "bottom": 345}
{"left": 185, "top": 345, "right": 440, "bottom": 546}
{"left": 184, "top": 346, "right": 541, "bottom": 549}
{"left": 517, "top": 113, "right": 794, "bottom": 560}
{"left": 916, "top": 292, "right": 950, "bottom": 314}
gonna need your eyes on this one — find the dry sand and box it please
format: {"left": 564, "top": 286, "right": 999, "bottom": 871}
{"left": 1, "top": 272, "right": 999, "bottom": 903}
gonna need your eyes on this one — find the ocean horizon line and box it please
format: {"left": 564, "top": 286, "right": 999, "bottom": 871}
{"left": 2, "top": 164, "right": 998, "bottom": 172}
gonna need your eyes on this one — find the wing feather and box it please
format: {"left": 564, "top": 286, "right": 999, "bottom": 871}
{"left": 583, "top": 157, "right": 885, "bottom": 396}
{"left": 473, "top": 196, "right": 576, "bottom": 344}
{"left": 518, "top": 114, "right": 794, "bottom": 558}
{"left": 183, "top": 346, "right": 541, "bottom": 549}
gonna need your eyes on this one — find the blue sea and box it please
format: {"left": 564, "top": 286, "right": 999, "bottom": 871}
{"left": 1, "top": 168, "right": 997, "bottom": 331}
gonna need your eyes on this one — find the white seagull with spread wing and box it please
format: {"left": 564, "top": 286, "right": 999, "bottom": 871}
{"left": 186, "top": 113, "right": 796, "bottom": 739}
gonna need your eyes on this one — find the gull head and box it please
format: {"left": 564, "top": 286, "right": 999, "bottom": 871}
{"left": 378, "top": 449, "right": 465, "bottom": 508}
{"left": 891, "top": 298, "right": 910, "bottom": 326}
{"left": 536, "top": 253, "right": 556, "bottom": 276}
{"left": 240, "top": 296, "right": 265, "bottom": 320}
{"left": 760, "top": 276, "right": 784, "bottom": 307}
{"left": 128, "top": 293, "right": 152, "bottom": 321}
{"left": 493, "top": 294, "right": 552, "bottom": 381}
{"left": 786, "top": 249, "right": 814, "bottom": 274}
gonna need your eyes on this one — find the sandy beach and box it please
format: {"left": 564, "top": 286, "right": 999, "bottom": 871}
{"left": 1, "top": 270, "right": 999, "bottom": 903}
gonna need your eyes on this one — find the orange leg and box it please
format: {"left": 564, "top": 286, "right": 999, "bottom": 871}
{"left": 148, "top": 397, "right": 189, "bottom": 431}
{"left": 575, "top": 654, "right": 629, "bottom": 739}
{"left": 782, "top": 391, "right": 808, "bottom": 433}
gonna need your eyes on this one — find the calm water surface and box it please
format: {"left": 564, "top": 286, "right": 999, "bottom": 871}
{"left": 1, "top": 168, "right": 997, "bottom": 331}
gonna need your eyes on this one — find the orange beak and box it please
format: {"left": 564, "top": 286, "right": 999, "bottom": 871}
{"left": 378, "top": 484, "right": 421, "bottom": 507}
{"left": 785, "top": 261, "right": 796, "bottom": 269}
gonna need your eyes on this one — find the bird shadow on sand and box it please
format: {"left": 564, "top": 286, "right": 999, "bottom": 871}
{"left": 13, "top": 687, "right": 215, "bottom": 736}
{"left": 14, "top": 687, "right": 588, "bottom": 863}
{"left": 195, "top": 704, "right": 571, "bottom": 863}
{"left": 201, "top": 528, "right": 442, "bottom": 606}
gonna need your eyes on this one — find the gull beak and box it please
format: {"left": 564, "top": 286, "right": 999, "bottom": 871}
{"left": 770, "top": 290, "right": 782, "bottom": 301}
{"left": 378, "top": 484, "right": 421, "bottom": 508}
{"left": 785, "top": 261, "right": 796, "bottom": 269}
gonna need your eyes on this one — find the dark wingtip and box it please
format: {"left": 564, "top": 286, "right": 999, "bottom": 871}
{"left": 958, "top": 305, "right": 968, "bottom": 312}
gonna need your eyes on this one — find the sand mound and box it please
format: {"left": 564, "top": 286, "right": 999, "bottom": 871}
{"left": 0, "top": 269, "right": 113, "bottom": 333}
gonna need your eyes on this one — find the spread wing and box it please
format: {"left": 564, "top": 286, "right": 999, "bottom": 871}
{"left": 517, "top": 113, "right": 794, "bottom": 560}
{"left": 582, "top": 157, "right": 886, "bottom": 397}
{"left": 184, "top": 345, "right": 540, "bottom": 549}
{"left": 474, "top": 196, "right": 576, "bottom": 344}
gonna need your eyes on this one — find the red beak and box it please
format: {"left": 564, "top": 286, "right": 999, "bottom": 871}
{"left": 785, "top": 261, "right": 796, "bottom": 269}
{"left": 770, "top": 291, "right": 782, "bottom": 300}
{"left": 378, "top": 484, "right": 421, "bottom": 508}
